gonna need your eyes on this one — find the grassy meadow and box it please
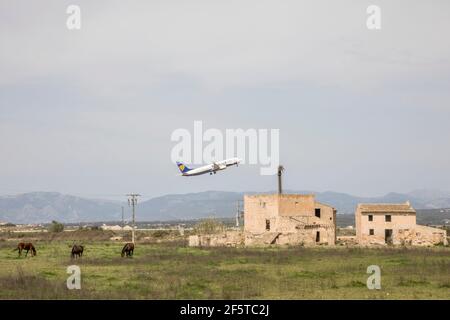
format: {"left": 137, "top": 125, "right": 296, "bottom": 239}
{"left": 0, "top": 234, "right": 449, "bottom": 299}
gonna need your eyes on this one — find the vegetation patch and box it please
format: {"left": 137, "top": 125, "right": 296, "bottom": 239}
{"left": 0, "top": 242, "right": 448, "bottom": 299}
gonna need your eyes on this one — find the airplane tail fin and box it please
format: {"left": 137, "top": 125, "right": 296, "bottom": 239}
{"left": 176, "top": 162, "right": 191, "bottom": 174}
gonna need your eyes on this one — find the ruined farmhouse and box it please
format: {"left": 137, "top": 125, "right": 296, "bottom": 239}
{"left": 355, "top": 201, "right": 447, "bottom": 246}
{"left": 188, "top": 193, "right": 337, "bottom": 247}
{"left": 244, "top": 194, "right": 336, "bottom": 245}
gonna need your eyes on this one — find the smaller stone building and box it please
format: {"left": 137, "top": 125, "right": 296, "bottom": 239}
{"left": 355, "top": 202, "right": 447, "bottom": 246}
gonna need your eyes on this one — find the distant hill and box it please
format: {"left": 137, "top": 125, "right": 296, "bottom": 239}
{"left": 138, "top": 191, "right": 243, "bottom": 221}
{"left": 137, "top": 189, "right": 450, "bottom": 221}
{"left": 415, "top": 208, "right": 450, "bottom": 226}
{"left": 0, "top": 192, "right": 121, "bottom": 224}
{"left": 1, "top": 189, "right": 450, "bottom": 223}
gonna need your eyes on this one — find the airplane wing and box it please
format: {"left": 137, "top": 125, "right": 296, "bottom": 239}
{"left": 212, "top": 162, "right": 226, "bottom": 171}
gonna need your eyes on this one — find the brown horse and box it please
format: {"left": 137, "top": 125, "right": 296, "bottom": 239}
{"left": 71, "top": 245, "right": 84, "bottom": 259}
{"left": 15, "top": 242, "right": 37, "bottom": 257}
{"left": 121, "top": 243, "right": 134, "bottom": 257}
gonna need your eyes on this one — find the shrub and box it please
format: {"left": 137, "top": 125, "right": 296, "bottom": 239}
{"left": 2, "top": 223, "right": 16, "bottom": 227}
{"left": 47, "top": 220, "right": 64, "bottom": 233}
{"left": 152, "top": 230, "right": 170, "bottom": 238}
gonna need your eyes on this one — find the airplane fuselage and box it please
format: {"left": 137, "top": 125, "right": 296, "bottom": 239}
{"left": 180, "top": 158, "right": 241, "bottom": 176}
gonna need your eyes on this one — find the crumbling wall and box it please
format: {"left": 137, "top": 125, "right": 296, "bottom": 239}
{"left": 358, "top": 233, "right": 386, "bottom": 245}
{"left": 397, "top": 225, "right": 447, "bottom": 246}
{"left": 357, "top": 225, "right": 447, "bottom": 246}
{"left": 188, "top": 231, "right": 244, "bottom": 247}
{"left": 188, "top": 229, "right": 335, "bottom": 247}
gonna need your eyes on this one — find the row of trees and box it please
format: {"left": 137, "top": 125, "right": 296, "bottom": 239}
{"left": 46, "top": 218, "right": 228, "bottom": 234}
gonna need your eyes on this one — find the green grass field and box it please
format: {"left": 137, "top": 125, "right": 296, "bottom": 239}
{"left": 0, "top": 241, "right": 449, "bottom": 299}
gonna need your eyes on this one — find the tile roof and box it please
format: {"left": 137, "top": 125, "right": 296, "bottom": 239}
{"left": 358, "top": 202, "right": 415, "bottom": 213}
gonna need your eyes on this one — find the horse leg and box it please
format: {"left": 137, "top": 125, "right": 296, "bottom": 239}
{"left": 25, "top": 249, "right": 29, "bottom": 257}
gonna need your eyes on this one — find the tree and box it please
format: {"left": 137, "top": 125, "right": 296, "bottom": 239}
{"left": 48, "top": 220, "right": 64, "bottom": 233}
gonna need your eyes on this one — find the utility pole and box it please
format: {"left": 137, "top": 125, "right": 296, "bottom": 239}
{"left": 126, "top": 193, "right": 140, "bottom": 244}
{"left": 236, "top": 200, "right": 243, "bottom": 228}
{"left": 121, "top": 206, "right": 124, "bottom": 228}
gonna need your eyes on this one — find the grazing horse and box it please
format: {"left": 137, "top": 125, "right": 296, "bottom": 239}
{"left": 71, "top": 245, "right": 84, "bottom": 259}
{"left": 121, "top": 243, "right": 134, "bottom": 257}
{"left": 15, "top": 242, "right": 37, "bottom": 257}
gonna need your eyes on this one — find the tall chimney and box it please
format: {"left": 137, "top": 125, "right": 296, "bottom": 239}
{"left": 277, "top": 165, "right": 284, "bottom": 194}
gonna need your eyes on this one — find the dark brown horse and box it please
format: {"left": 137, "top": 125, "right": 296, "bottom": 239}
{"left": 121, "top": 243, "right": 134, "bottom": 257}
{"left": 71, "top": 245, "right": 84, "bottom": 259}
{"left": 15, "top": 242, "right": 37, "bottom": 257}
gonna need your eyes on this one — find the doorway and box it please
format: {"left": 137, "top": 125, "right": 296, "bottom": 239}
{"left": 385, "top": 229, "right": 393, "bottom": 244}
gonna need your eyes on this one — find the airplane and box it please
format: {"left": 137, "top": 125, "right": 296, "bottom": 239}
{"left": 176, "top": 158, "right": 241, "bottom": 176}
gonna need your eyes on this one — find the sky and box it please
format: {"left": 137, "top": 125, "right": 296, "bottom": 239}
{"left": 1, "top": 0, "right": 450, "bottom": 200}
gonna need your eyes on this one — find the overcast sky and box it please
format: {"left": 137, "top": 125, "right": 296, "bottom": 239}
{"left": 1, "top": 0, "right": 450, "bottom": 200}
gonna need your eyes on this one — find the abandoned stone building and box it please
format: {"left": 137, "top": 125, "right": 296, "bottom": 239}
{"left": 355, "top": 202, "right": 447, "bottom": 246}
{"left": 188, "top": 193, "right": 337, "bottom": 247}
{"left": 244, "top": 194, "right": 336, "bottom": 245}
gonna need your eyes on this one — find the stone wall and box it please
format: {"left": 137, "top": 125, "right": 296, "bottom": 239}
{"left": 188, "top": 231, "right": 244, "bottom": 247}
{"left": 189, "top": 230, "right": 333, "bottom": 247}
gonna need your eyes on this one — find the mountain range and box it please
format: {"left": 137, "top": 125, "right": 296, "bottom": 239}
{"left": 1, "top": 189, "right": 450, "bottom": 224}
